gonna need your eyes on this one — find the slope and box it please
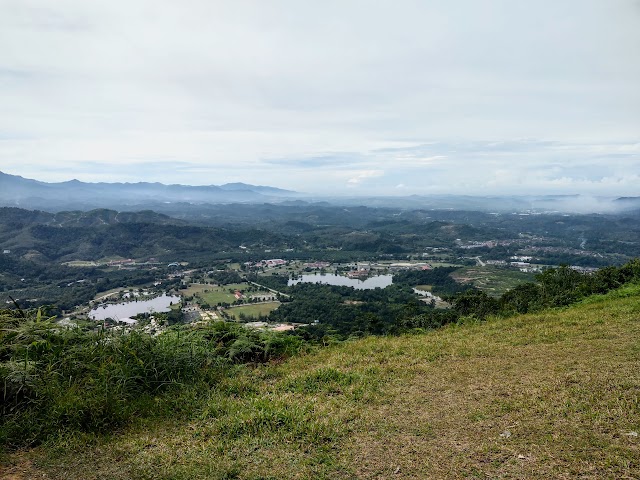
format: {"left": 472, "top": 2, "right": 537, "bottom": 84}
{"left": 3, "top": 286, "right": 640, "bottom": 479}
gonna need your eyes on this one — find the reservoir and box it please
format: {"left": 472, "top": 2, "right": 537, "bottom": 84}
{"left": 89, "top": 294, "right": 181, "bottom": 323}
{"left": 288, "top": 273, "right": 393, "bottom": 290}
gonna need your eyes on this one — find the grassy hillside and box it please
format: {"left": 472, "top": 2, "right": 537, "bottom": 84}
{"left": 3, "top": 286, "right": 640, "bottom": 479}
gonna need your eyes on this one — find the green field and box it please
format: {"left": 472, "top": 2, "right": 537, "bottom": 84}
{"left": 414, "top": 284, "right": 433, "bottom": 291}
{"left": 8, "top": 285, "right": 640, "bottom": 479}
{"left": 193, "top": 283, "right": 250, "bottom": 306}
{"left": 428, "top": 261, "right": 464, "bottom": 267}
{"left": 226, "top": 302, "right": 281, "bottom": 319}
{"left": 452, "top": 265, "right": 536, "bottom": 295}
{"left": 184, "top": 283, "right": 275, "bottom": 307}
{"left": 62, "top": 260, "right": 100, "bottom": 267}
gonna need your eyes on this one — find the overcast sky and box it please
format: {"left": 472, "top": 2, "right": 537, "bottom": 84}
{"left": 1, "top": 0, "right": 639, "bottom": 195}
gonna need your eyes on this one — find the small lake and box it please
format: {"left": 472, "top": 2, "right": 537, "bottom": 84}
{"left": 288, "top": 273, "right": 393, "bottom": 290}
{"left": 89, "top": 294, "right": 181, "bottom": 323}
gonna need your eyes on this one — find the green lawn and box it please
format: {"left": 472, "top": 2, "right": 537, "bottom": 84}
{"left": 194, "top": 283, "right": 250, "bottom": 306}
{"left": 181, "top": 283, "right": 213, "bottom": 296}
{"left": 226, "top": 302, "right": 281, "bottom": 320}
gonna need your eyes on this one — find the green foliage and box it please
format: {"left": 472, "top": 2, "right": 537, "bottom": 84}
{"left": 0, "top": 308, "right": 303, "bottom": 449}
{"left": 269, "top": 283, "right": 425, "bottom": 339}
{"left": 393, "top": 267, "right": 472, "bottom": 295}
{"left": 3, "top": 256, "right": 640, "bottom": 451}
{"left": 450, "top": 290, "right": 500, "bottom": 320}
{"left": 208, "top": 270, "right": 243, "bottom": 285}
{"left": 401, "top": 259, "right": 640, "bottom": 329}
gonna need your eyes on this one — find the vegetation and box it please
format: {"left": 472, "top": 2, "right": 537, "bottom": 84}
{"left": 450, "top": 265, "right": 536, "bottom": 296}
{"left": 3, "top": 233, "right": 640, "bottom": 476}
{"left": 226, "top": 302, "right": 281, "bottom": 321}
{"left": 3, "top": 204, "right": 640, "bottom": 311}
{"left": 393, "top": 266, "right": 473, "bottom": 295}
{"left": 0, "top": 310, "right": 303, "bottom": 450}
{"left": 3, "top": 283, "right": 639, "bottom": 479}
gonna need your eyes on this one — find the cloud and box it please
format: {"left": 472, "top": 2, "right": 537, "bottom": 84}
{"left": 0, "top": 1, "right": 638, "bottom": 195}
{"left": 347, "top": 170, "right": 384, "bottom": 185}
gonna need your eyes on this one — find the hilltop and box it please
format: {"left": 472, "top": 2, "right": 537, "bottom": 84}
{"left": 3, "top": 285, "right": 639, "bottom": 479}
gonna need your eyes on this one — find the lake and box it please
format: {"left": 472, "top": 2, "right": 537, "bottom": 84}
{"left": 89, "top": 294, "right": 181, "bottom": 323}
{"left": 288, "top": 273, "right": 393, "bottom": 290}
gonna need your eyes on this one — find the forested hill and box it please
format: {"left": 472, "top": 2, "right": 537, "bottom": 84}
{"left": 0, "top": 207, "right": 288, "bottom": 263}
{"left": 0, "top": 207, "right": 184, "bottom": 228}
{"left": 0, "top": 206, "right": 503, "bottom": 263}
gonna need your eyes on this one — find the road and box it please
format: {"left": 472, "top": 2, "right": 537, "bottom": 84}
{"left": 247, "top": 281, "right": 291, "bottom": 298}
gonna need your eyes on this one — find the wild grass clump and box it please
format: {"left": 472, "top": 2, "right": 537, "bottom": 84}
{"left": 0, "top": 309, "right": 303, "bottom": 449}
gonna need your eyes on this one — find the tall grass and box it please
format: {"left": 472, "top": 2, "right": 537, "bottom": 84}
{"left": 0, "top": 308, "right": 303, "bottom": 449}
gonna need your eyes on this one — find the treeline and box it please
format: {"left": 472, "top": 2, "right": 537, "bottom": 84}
{"left": 401, "top": 260, "right": 640, "bottom": 329}
{"left": 393, "top": 267, "right": 473, "bottom": 295}
{"left": 268, "top": 283, "right": 427, "bottom": 339}
{"left": 272, "top": 261, "right": 640, "bottom": 337}
{"left": 262, "top": 267, "right": 471, "bottom": 339}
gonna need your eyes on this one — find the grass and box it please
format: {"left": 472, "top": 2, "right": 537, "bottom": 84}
{"left": 192, "top": 283, "right": 250, "bottom": 306}
{"left": 226, "top": 302, "right": 281, "bottom": 320}
{"left": 452, "top": 265, "right": 536, "bottom": 296}
{"left": 414, "top": 284, "right": 433, "bottom": 291}
{"left": 181, "top": 283, "right": 214, "bottom": 296}
{"left": 61, "top": 260, "right": 99, "bottom": 267}
{"left": 3, "top": 285, "right": 640, "bottom": 479}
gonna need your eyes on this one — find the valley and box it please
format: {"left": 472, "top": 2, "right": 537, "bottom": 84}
{"left": 2, "top": 202, "right": 639, "bottom": 335}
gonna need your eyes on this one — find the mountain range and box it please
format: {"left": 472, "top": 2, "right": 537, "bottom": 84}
{"left": 0, "top": 171, "right": 300, "bottom": 211}
{"left": 1, "top": 170, "right": 639, "bottom": 214}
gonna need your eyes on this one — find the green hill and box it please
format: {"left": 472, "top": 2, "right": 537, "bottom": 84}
{"left": 3, "top": 285, "right": 639, "bottom": 479}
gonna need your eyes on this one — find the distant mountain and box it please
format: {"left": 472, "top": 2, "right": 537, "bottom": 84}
{"left": 313, "top": 194, "right": 638, "bottom": 214}
{"left": 1, "top": 171, "right": 636, "bottom": 215}
{"left": 0, "top": 207, "right": 184, "bottom": 229}
{"left": 613, "top": 196, "right": 640, "bottom": 211}
{"left": 219, "top": 182, "right": 296, "bottom": 196}
{"left": 0, "top": 171, "right": 300, "bottom": 212}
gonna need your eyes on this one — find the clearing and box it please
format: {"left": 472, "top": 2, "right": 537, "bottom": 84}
{"left": 452, "top": 265, "right": 535, "bottom": 296}
{"left": 185, "top": 283, "right": 250, "bottom": 306}
{"left": 225, "top": 302, "right": 281, "bottom": 320}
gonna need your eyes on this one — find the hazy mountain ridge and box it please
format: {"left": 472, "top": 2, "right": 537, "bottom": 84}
{"left": 2, "top": 171, "right": 638, "bottom": 214}
{"left": 0, "top": 171, "right": 299, "bottom": 211}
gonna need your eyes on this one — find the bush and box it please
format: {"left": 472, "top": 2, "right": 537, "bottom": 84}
{"left": 0, "top": 308, "right": 302, "bottom": 448}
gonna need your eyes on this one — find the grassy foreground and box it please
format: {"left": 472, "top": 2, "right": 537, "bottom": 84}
{"left": 3, "top": 286, "right": 640, "bottom": 479}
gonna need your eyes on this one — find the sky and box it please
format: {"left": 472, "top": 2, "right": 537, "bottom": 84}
{"left": 1, "top": 0, "right": 639, "bottom": 196}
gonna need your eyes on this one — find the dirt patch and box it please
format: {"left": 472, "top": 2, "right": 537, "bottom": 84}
{"left": 0, "top": 455, "right": 47, "bottom": 480}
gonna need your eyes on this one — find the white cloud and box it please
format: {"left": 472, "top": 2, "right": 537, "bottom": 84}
{"left": 347, "top": 170, "right": 384, "bottom": 185}
{"left": 0, "top": 0, "right": 638, "bottom": 194}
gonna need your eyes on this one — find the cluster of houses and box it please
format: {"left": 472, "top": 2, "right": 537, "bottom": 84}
{"left": 304, "top": 261, "right": 331, "bottom": 269}
{"left": 458, "top": 241, "right": 498, "bottom": 249}
{"left": 245, "top": 258, "right": 288, "bottom": 268}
